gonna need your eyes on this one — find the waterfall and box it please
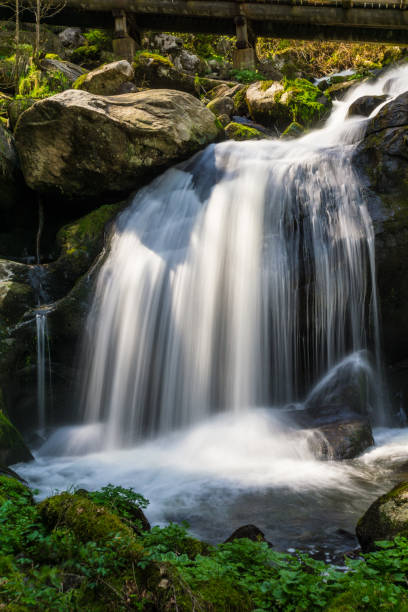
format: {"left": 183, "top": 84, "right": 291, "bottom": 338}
{"left": 36, "top": 309, "right": 52, "bottom": 434}
{"left": 79, "top": 66, "right": 408, "bottom": 449}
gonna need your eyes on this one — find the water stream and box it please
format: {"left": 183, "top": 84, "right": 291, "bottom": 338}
{"left": 15, "top": 64, "right": 408, "bottom": 554}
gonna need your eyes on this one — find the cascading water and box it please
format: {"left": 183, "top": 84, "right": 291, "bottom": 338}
{"left": 17, "top": 64, "right": 408, "bottom": 555}
{"left": 79, "top": 70, "right": 394, "bottom": 448}
{"left": 35, "top": 309, "right": 52, "bottom": 435}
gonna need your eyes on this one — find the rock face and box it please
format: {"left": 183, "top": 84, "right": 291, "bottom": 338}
{"left": 74, "top": 60, "right": 135, "bottom": 96}
{"left": 14, "top": 89, "right": 222, "bottom": 199}
{"left": 353, "top": 92, "right": 408, "bottom": 410}
{"left": 0, "top": 125, "right": 24, "bottom": 212}
{"left": 356, "top": 481, "right": 408, "bottom": 552}
{"left": 0, "top": 390, "right": 32, "bottom": 465}
{"left": 347, "top": 94, "right": 388, "bottom": 118}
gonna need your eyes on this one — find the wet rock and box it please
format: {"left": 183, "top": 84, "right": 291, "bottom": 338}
{"left": 224, "top": 524, "right": 270, "bottom": 545}
{"left": 59, "top": 27, "right": 86, "bottom": 49}
{"left": 313, "top": 419, "right": 374, "bottom": 460}
{"left": 207, "top": 95, "right": 234, "bottom": 118}
{"left": 14, "top": 88, "right": 222, "bottom": 199}
{"left": 73, "top": 60, "right": 134, "bottom": 96}
{"left": 356, "top": 481, "right": 408, "bottom": 552}
{"left": 347, "top": 95, "right": 388, "bottom": 118}
{"left": 304, "top": 353, "right": 373, "bottom": 424}
{"left": 281, "top": 121, "right": 305, "bottom": 140}
{"left": 325, "top": 80, "right": 361, "bottom": 100}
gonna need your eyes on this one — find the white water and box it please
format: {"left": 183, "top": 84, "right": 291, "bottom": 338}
{"left": 16, "top": 64, "right": 408, "bottom": 553}
{"left": 78, "top": 64, "right": 408, "bottom": 448}
{"left": 35, "top": 309, "right": 52, "bottom": 434}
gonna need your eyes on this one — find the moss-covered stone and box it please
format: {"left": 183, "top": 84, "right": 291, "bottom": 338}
{"left": 44, "top": 201, "right": 125, "bottom": 299}
{"left": 39, "top": 491, "right": 142, "bottom": 551}
{"left": 225, "top": 121, "right": 264, "bottom": 141}
{"left": 233, "top": 85, "right": 249, "bottom": 115}
{"left": 281, "top": 121, "right": 305, "bottom": 139}
{"left": 0, "top": 281, "right": 34, "bottom": 326}
{"left": 356, "top": 481, "right": 408, "bottom": 552}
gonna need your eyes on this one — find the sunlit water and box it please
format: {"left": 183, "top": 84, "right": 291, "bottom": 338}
{"left": 18, "top": 64, "right": 408, "bottom": 555}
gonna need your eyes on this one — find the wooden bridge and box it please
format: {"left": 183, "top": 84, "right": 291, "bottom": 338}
{"left": 4, "top": 0, "right": 408, "bottom": 67}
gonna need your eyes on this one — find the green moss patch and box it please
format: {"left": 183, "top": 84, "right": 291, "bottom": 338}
{"left": 225, "top": 121, "right": 264, "bottom": 141}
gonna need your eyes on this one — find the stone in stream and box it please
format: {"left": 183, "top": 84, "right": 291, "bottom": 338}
{"left": 224, "top": 524, "right": 271, "bottom": 546}
{"left": 347, "top": 94, "right": 388, "bottom": 118}
{"left": 356, "top": 481, "right": 408, "bottom": 552}
{"left": 14, "top": 88, "right": 222, "bottom": 200}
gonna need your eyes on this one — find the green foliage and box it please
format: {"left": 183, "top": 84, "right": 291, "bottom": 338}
{"left": 84, "top": 29, "right": 111, "bottom": 51}
{"left": 3, "top": 479, "right": 408, "bottom": 610}
{"left": 71, "top": 45, "right": 100, "bottom": 65}
{"left": 17, "top": 62, "right": 70, "bottom": 99}
{"left": 134, "top": 50, "right": 174, "bottom": 68}
{"left": 230, "top": 68, "right": 268, "bottom": 84}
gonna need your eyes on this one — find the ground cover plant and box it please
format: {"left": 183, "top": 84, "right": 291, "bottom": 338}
{"left": 1, "top": 476, "right": 408, "bottom": 610}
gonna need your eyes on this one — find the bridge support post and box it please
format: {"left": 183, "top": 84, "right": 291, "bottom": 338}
{"left": 232, "top": 16, "right": 256, "bottom": 71}
{"left": 112, "top": 10, "right": 136, "bottom": 63}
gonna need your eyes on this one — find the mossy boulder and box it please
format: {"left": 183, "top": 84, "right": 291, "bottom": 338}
{"left": 39, "top": 491, "right": 141, "bottom": 549}
{"left": 0, "top": 391, "right": 32, "bottom": 466}
{"left": 281, "top": 121, "right": 305, "bottom": 140}
{"left": 0, "top": 474, "right": 32, "bottom": 501}
{"left": 45, "top": 201, "right": 126, "bottom": 299}
{"left": 356, "top": 482, "right": 408, "bottom": 552}
{"left": 0, "top": 280, "right": 34, "bottom": 326}
{"left": 14, "top": 88, "right": 222, "bottom": 199}
{"left": 225, "top": 121, "right": 264, "bottom": 141}
{"left": 207, "top": 95, "right": 234, "bottom": 118}
{"left": 73, "top": 60, "right": 134, "bottom": 96}
{"left": 246, "top": 78, "right": 329, "bottom": 131}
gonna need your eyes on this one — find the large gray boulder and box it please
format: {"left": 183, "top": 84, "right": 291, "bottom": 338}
{"left": 59, "top": 27, "right": 86, "bottom": 49}
{"left": 356, "top": 481, "right": 408, "bottom": 552}
{"left": 14, "top": 88, "right": 222, "bottom": 199}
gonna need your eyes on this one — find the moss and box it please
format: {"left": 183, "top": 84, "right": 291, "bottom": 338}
{"left": 134, "top": 51, "right": 174, "bottom": 69}
{"left": 39, "top": 492, "right": 143, "bottom": 553}
{"left": 71, "top": 44, "right": 100, "bottom": 65}
{"left": 195, "top": 577, "right": 252, "bottom": 611}
{"left": 44, "top": 53, "right": 61, "bottom": 60}
{"left": 281, "top": 121, "right": 305, "bottom": 139}
{"left": 225, "top": 121, "right": 263, "bottom": 141}
{"left": 72, "top": 72, "right": 89, "bottom": 90}
{"left": 0, "top": 474, "right": 32, "bottom": 504}
{"left": 233, "top": 85, "right": 249, "bottom": 115}
{"left": 282, "top": 77, "right": 330, "bottom": 127}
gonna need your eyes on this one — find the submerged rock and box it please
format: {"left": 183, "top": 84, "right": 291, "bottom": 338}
{"left": 356, "top": 481, "right": 408, "bottom": 552}
{"left": 73, "top": 60, "right": 134, "bottom": 96}
{"left": 313, "top": 419, "right": 374, "bottom": 460}
{"left": 225, "top": 122, "right": 264, "bottom": 141}
{"left": 304, "top": 353, "right": 373, "bottom": 424}
{"left": 14, "top": 88, "right": 222, "bottom": 199}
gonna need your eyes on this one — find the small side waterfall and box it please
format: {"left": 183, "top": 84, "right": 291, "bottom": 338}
{"left": 35, "top": 309, "right": 52, "bottom": 434}
{"left": 79, "top": 66, "right": 408, "bottom": 448}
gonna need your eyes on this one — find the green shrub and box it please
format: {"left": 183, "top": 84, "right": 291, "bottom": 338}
{"left": 230, "top": 68, "right": 268, "bottom": 84}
